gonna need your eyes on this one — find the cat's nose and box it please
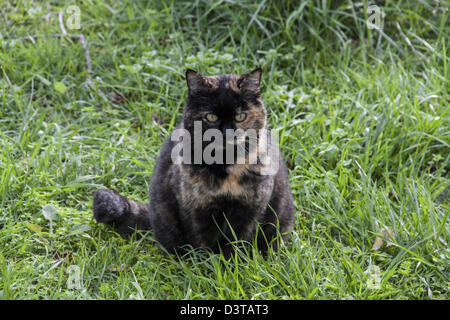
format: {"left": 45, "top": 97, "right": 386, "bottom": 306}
{"left": 220, "top": 122, "right": 234, "bottom": 136}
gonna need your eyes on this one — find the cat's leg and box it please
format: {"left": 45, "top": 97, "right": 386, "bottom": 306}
{"left": 210, "top": 210, "right": 258, "bottom": 260}
{"left": 148, "top": 192, "right": 191, "bottom": 254}
{"left": 92, "top": 189, "right": 151, "bottom": 235}
{"left": 257, "top": 167, "right": 295, "bottom": 253}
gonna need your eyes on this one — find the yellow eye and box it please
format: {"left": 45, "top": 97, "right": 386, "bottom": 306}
{"left": 234, "top": 112, "right": 247, "bottom": 122}
{"left": 205, "top": 113, "right": 218, "bottom": 122}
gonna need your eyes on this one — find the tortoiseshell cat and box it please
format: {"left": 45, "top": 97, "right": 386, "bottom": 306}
{"left": 93, "top": 68, "right": 295, "bottom": 258}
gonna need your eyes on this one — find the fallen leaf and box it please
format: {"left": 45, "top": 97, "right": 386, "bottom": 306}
{"left": 372, "top": 228, "right": 395, "bottom": 250}
{"left": 51, "top": 250, "right": 73, "bottom": 266}
{"left": 383, "top": 229, "right": 395, "bottom": 247}
{"left": 25, "top": 222, "right": 43, "bottom": 233}
{"left": 285, "top": 160, "right": 295, "bottom": 170}
{"left": 54, "top": 81, "right": 67, "bottom": 94}
{"left": 160, "top": 37, "right": 167, "bottom": 48}
{"left": 112, "top": 92, "right": 125, "bottom": 104}
{"left": 372, "top": 236, "right": 384, "bottom": 251}
{"left": 151, "top": 113, "right": 164, "bottom": 125}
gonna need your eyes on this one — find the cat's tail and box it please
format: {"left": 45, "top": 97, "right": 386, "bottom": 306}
{"left": 92, "top": 189, "right": 152, "bottom": 235}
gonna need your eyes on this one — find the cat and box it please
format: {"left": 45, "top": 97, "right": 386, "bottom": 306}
{"left": 92, "top": 68, "right": 295, "bottom": 258}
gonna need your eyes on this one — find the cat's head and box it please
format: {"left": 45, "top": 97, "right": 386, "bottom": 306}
{"left": 183, "top": 68, "right": 266, "bottom": 135}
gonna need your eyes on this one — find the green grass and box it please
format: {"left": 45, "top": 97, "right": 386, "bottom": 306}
{"left": 0, "top": 0, "right": 449, "bottom": 299}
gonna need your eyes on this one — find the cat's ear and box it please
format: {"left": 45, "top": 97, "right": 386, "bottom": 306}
{"left": 237, "top": 68, "right": 262, "bottom": 94}
{"left": 186, "top": 69, "right": 208, "bottom": 94}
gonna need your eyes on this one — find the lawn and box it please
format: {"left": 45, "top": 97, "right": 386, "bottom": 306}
{"left": 0, "top": 0, "right": 448, "bottom": 299}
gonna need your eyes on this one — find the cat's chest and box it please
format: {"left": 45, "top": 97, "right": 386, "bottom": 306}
{"left": 179, "top": 164, "right": 270, "bottom": 209}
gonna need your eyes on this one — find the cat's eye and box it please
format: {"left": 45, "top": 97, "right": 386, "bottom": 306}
{"left": 234, "top": 112, "right": 247, "bottom": 122}
{"left": 205, "top": 113, "right": 218, "bottom": 122}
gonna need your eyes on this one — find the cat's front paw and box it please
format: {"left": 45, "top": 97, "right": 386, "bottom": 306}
{"left": 92, "top": 189, "right": 128, "bottom": 224}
